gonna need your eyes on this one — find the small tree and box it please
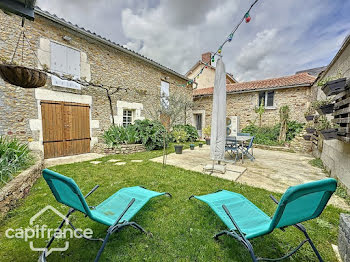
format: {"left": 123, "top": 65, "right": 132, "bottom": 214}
{"left": 145, "top": 89, "right": 193, "bottom": 166}
{"left": 278, "top": 105, "right": 290, "bottom": 142}
{"left": 255, "top": 100, "right": 265, "bottom": 127}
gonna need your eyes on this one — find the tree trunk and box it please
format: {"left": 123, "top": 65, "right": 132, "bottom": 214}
{"left": 106, "top": 90, "right": 115, "bottom": 126}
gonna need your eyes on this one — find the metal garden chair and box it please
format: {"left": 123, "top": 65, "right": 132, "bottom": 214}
{"left": 40, "top": 169, "right": 171, "bottom": 262}
{"left": 241, "top": 135, "right": 255, "bottom": 161}
{"left": 189, "top": 178, "right": 337, "bottom": 261}
{"left": 225, "top": 136, "right": 240, "bottom": 161}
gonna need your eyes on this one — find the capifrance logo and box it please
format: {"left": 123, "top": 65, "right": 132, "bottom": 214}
{"left": 5, "top": 205, "right": 93, "bottom": 256}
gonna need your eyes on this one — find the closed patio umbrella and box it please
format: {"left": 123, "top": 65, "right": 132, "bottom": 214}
{"left": 210, "top": 58, "right": 227, "bottom": 161}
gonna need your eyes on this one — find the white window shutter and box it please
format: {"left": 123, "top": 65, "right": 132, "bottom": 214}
{"left": 50, "top": 42, "right": 81, "bottom": 89}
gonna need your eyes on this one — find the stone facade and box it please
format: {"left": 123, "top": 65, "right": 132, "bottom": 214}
{"left": 0, "top": 10, "right": 192, "bottom": 157}
{"left": 193, "top": 86, "right": 311, "bottom": 131}
{"left": 312, "top": 35, "right": 350, "bottom": 193}
{"left": 339, "top": 213, "right": 350, "bottom": 262}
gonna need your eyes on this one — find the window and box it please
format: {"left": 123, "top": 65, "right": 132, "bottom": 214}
{"left": 258, "top": 91, "right": 275, "bottom": 108}
{"left": 51, "top": 42, "right": 81, "bottom": 89}
{"left": 123, "top": 110, "right": 133, "bottom": 127}
{"left": 160, "top": 81, "right": 170, "bottom": 108}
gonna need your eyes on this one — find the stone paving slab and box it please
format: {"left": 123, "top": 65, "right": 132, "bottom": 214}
{"left": 90, "top": 161, "right": 102, "bottom": 165}
{"left": 131, "top": 160, "right": 143, "bottom": 163}
{"left": 108, "top": 159, "right": 121, "bottom": 162}
{"left": 150, "top": 147, "right": 246, "bottom": 181}
{"left": 45, "top": 153, "right": 104, "bottom": 167}
{"left": 114, "top": 162, "right": 127, "bottom": 165}
{"left": 150, "top": 146, "right": 349, "bottom": 211}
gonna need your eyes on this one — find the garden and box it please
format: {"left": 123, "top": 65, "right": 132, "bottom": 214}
{"left": 0, "top": 146, "right": 344, "bottom": 261}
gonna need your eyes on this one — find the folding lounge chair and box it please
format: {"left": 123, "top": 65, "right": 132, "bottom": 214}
{"left": 40, "top": 169, "right": 171, "bottom": 262}
{"left": 189, "top": 178, "right": 337, "bottom": 261}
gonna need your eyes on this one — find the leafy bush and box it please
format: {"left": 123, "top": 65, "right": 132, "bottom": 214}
{"left": 203, "top": 126, "right": 211, "bottom": 138}
{"left": 103, "top": 120, "right": 168, "bottom": 150}
{"left": 173, "top": 124, "right": 199, "bottom": 142}
{"left": 133, "top": 119, "right": 169, "bottom": 150}
{"left": 316, "top": 116, "right": 338, "bottom": 131}
{"left": 242, "top": 121, "right": 304, "bottom": 146}
{"left": 103, "top": 125, "right": 129, "bottom": 147}
{"left": 171, "top": 129, "right": 188, "bottom": 144}
{"left": 0, "top": 136, "right": 30, "bottom": 185}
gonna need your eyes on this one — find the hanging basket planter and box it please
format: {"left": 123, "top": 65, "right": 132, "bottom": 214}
{"left": 319, "top": 129, "right": 338, "bottom": 140}
{"left": 321, "top": 78, "right": 347, "bottom": 96}
{"left": 316, "top": 103, "right": 334, "bottom": 115}
{"left": 0, "top": 64, "right": 47, "bottom": 88}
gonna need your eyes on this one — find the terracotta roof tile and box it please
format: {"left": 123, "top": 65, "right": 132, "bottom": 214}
{"left": 193, "top": 73, "right": 315, "bottom": 97}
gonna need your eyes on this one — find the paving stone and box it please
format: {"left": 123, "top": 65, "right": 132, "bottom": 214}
{"left": 131, "top": 160, "right": 143, "bottom": 163}
{"left": 90, "top": 161, "right": 102, "bottom": 165}
{"left": 114, "top": 162, "right": 127, "bottom": 166}
{"left": 108, "top": 159, "right": 121, "bottom": 162}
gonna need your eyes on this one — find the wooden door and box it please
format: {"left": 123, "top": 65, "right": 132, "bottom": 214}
{"left": 41, "top": 101, "right": 91, "bottom": 159}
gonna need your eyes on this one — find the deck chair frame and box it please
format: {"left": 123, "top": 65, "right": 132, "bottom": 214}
{"left": 210, "top": 194, "right": 323, "bottom": 262}
{"left": 40, "top": 171, "right": 171, "bottom": 262}
{"left": 189, "top": 178, "right": 336, "bottom": 262}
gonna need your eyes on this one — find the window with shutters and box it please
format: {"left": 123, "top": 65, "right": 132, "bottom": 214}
{"left": 123, "top": 109, "right": 133, "bottom": 127}
{"left": 258, "top": 91, "right": 275, "bottom": 108}
{"left": 160, "top": 81, "right": 170, "bottom": 108}
{"left": 50, "top": 42, "right": 81, "bottom": 89}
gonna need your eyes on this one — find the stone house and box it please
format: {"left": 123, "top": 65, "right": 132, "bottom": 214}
{"left": 193, "top": 72, "right": 315, "bottom": 137}
{"left": 186, "top": 52, "right": 237, "bottom": 90}
{"left": 312, "top": 34, "right": 350, "bottom": 193}
{"left": 0, "top": 8, "right": 192, "bottom": 158}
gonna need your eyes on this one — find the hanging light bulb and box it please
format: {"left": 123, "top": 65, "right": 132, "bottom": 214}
{"left": 218, "top": 47, "right": 222, "bottom": 54}
{"left": 228, "top": 33, "right": 234, "bottom": 42}
{"left": 211, "top": 56, "right": 215, "bottom": 63}
{"left": 245, "top": 12, "right": 251, "bottom": 23}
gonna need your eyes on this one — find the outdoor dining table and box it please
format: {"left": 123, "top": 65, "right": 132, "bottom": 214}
{"left": 226, "top": 135, "right": 254, "bottom": 163}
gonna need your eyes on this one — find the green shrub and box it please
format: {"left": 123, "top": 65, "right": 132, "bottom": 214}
{"left": 133, "top": 119, "right": 169, "bottom": 150}
{"left": 242, "top": 121, "right": 304, "bottom": 146}
{"left": 171, "top": 129, "right": 188, "bottom": 144}
{"left": 103, "top": 124, "right": 138, "bottom": 147}
{"left": 173, "top": 124, "right": 199, "bottom": 142}
{"left": 0, "top": 136, "right": 30, "bottom": 185}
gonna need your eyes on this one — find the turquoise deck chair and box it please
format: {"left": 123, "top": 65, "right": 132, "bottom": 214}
{"left": 189, "top": 178, "right": 337, "bottom": 261}
{"left": 40, "top": 169, "right": 171, "bottom": 262}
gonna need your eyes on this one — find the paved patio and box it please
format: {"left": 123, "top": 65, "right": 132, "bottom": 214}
{"left": 151, "top": 145, "right": 349, "bottom": 210}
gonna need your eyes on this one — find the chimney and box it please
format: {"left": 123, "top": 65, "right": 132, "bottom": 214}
{"left": 201, "top": 52, "right": 211, "bottom": 66}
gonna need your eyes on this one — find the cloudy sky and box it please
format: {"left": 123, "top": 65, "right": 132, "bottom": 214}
{"left": 37, "top": 0, "right": 350, "bottom": 82}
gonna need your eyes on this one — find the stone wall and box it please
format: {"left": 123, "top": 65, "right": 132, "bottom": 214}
{"left": 0, "top": 10, "right": 192, "bottom": 156}
{"left": 93, "top": 143, "right": 146, "bottom": 155}
{"left": 0, "top": 154, "right": 44, "bottom": 216}
{"left": 312, "top": 37, "right": 350, "bottom": 193}
{"left": 339, "top": 213, "right": 350, "bottom": 262}
{"left": 193, "top": 86, "right": 311, "bottom": 131}
{"left": 289, "top": 129, "right": 313, "bottom": 153}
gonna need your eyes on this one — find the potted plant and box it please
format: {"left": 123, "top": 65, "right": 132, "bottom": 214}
{"left": 190, "top": 144, "right": 195, "bottom": 150}
{"left": 312, "top": 98, "right": 334, "bottom": 115}
{"left": 316, "top": 116, "right": 338, "bottom": 140}
{"left": 304, "top": 105, "right": 316, "bottom": 121}
{"left": 321, "top": 78, "right": 347, "bottom": 96}
{"left": 203, "top": 126, "right": 211, "bottom": 145}
{"left": 172, "top": 129, "right": 187, "bottom": 154}
{"left": 305, "top": 122, "right": 316, "bottom": 134}
{"left": 198, "top": 143, "right": 203, "bottom": 148}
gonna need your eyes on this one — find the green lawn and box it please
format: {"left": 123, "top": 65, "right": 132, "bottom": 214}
{"left": 0, "top": 144, "right": 344, "bottom": 261}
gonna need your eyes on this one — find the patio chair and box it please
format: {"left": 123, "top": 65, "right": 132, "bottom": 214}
{"left": 189, "top": 178, "right": 337, "bottom": 261}
{"left": 225, "top": 137, "right": 240, "bottom": 161}
{"left": 40, "top": 169, "right": 172, "bottom": 262}
{"left": 241, "top": 136, "right": 255, "bottom": 161}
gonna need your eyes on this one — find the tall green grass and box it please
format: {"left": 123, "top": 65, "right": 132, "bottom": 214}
{"left": 0, "top": 136, "right": 30, "bottom": 186}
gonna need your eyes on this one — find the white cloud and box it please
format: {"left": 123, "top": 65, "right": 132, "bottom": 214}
{"left": 37, "top": 0, "right": 350, "bottom": 81}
